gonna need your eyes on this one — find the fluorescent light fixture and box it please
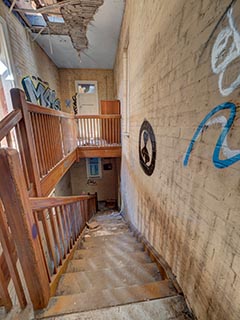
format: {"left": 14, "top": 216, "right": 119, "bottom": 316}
{"left": 6, "top": 73, "right": 14, "bottom": 81}
{"left": 0, "top": 61, "right": 7, "bottom": 75}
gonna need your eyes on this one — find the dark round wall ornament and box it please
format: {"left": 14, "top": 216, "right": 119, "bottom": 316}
{"left": 139, "top": 120, "right": 156, "bottom": 176}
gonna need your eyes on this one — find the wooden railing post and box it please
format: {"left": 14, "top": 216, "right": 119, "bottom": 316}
{"left": 10, "top": 89, "right": 41, "bottom": 196}
{"left": 0, "top": 148, "right": 50, "bottom": 309}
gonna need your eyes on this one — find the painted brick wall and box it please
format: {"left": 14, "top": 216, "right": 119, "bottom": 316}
{"left": 58, "top": 68, "right": 114, "bottom": 112}
{"left": 0, "top": 2, "right": 60, "bottom": 96}
{"left": 114, "top": 1, "right": 240, "bottom": 319}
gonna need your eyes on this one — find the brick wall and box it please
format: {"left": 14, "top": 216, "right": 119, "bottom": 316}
{"left": 115, "top": 1, "right": 240, "bottom": 319}
{"left": 0, "top": 2, "right": 60, "bottom": 96}
{"left": 58, "top": 68, "right": 114, "bottom": 112}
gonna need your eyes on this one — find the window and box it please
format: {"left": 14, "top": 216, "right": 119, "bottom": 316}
{"left": 86, "top": 158, "right": 102, "bottom": 179}
{"left": 0, "top": 17, "right": 15, "bottom": 120}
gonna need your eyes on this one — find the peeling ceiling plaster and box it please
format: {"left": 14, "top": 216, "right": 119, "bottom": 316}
{"left": 36, "top": 0, "right": 125, "bottom": 69}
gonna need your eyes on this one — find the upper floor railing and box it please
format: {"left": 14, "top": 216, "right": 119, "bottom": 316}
{"left": 76, "top": 114, "right": 121, "bottom": 147}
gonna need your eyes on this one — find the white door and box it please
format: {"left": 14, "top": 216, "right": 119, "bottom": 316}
{"left": 75, "top": 80, "right": 99, "bottom": 115}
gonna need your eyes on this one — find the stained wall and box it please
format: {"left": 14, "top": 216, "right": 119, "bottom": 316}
{"left": 114, "top": 1, "right": 240, "bottom": 319}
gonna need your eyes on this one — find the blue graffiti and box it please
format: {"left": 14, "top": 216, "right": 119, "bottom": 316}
{"left": 22, "top": 76, "right": 61, "bottom": 110}
{"left": 183, "top": 102, "right": 240, "bottom": 169}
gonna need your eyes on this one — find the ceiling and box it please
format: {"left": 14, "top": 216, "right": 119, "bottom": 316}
{"left": 36, "top": 0, "right": 125, "bottom": 69}
{"left": 7, "top": 0, "right": 125, "bottom": 69}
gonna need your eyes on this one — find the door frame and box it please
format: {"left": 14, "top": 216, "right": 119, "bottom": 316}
{"left": 75, "top": 80, "right": 99, "bottom": 114}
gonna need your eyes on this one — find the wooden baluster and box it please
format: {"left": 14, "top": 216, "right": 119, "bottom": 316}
{"left": 33, "top": 211, "right": 51, "bottom": 281}
{"left": 40, "top": 114, "right": 50, "bottom": 173}
{"left": 40, "top": 209, "right": 58, "bottom": 274}
{"left": 36, "top": 114, "right": 47, "bottom": 176}
{"left": 0, "top": 266, "right": 12, "bottom": 312}
{"left": 65, "top": 205, "right": 73, "bottom": 249}
{"left": 0, "top": 203, "right": 27, "bottom": 309}
{"left": 72, "top": 203, "right": 78, "bottom": 239}
{"left": 49, "top": 208, "right": 62, "bottom": 266}
{"left": 50, "top": 116, "right": 57, "bottom": 166}
{"left": 0, "top": 148, "right": 49, "bottom": 309}
{"left": 31, "top": 113, "right": 44, "bottom": 178}
{"left": 15, "top": 123, "right": 31, "bottom": 190}
{"left": 6, "top": 132, "right": 13, "bottom": 148}
{"left": 55, "top": 206, "right": 67, "bottom": 258}
{"left": 46, "top": 115, "right": 54, "bottom": 169}
{"left": 47, "top": 115, "right": 54, "bottom": 167}
{"left": 60, "top": 206, "right": 70, "bottom": 253}
{"left": 11, "top": 89, "right": 41, "bottom": 196}
{"left": 56, "top": 117, "right": 62, "bottom": 162}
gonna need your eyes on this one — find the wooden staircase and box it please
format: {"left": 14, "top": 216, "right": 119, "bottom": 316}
{"left": 36, "top": 212, "right": 189, "bottom": 319}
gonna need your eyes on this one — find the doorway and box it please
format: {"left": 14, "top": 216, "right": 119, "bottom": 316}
{"left": 75, "top": 80, "right": 99, "bottom": 115}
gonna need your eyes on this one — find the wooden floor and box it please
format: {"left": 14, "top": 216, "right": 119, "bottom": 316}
{"left": 35, "top": 211, "right": 191, "bottom": 319}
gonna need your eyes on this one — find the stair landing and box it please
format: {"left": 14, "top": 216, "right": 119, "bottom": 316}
{"left": 36, "top": 212, "right": 191, "bottom": 319}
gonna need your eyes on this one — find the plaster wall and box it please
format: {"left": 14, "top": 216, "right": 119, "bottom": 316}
{"left": 70, "top": 158, "right": 119, "bottom": 202}
{"left": 114, "top": 1, "right": 240, "bottom": 319}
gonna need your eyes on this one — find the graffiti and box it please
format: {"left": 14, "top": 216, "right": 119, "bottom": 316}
{"left": 22, "top": 76, "right": 60, "bottom": 110}
{"left": 211, "top": 8, "right": 240, "bottom": 96}
{"left": 139, "top": 120, "right": 156, "bottom": 176}
{"left": 183, "top": 102, "right": 240, "bottom": 169}
{"left": 72, "top": 93, "right": 78, "bottom": 115}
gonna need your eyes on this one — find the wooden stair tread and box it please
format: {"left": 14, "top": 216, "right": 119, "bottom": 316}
{"left": 67, "top": 255, "right": 153, "bottom": 272}
{"left": 37, "top": 280, "right": 177, "bottom": 318}
{"left": 56, "top": 263, "right": 162, "bottom": 295}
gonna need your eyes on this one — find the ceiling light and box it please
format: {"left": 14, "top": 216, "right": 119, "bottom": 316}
{"left": 0, "top": 61, "right": 7, "bottom": 75}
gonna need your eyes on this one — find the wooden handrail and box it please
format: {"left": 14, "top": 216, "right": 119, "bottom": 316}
{"left": 75, "top": 114, "right": 121, "bottom": 119}
{"left": 0, "top": 109, "right": 22, "bottom": 141}
{"left": 27, "top": 103, "right": 75, "bottom": 119}
{"left": 30, "top": 195, "right": 96, "bottom": 210}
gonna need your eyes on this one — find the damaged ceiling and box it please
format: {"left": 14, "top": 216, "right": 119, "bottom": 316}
{"left": 7, "top": 0, "right": 124, "bottom": 68}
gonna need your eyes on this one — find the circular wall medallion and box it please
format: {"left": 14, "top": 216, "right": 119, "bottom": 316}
{"left": 139, "top": 120, "right": 156, "bottom": 176}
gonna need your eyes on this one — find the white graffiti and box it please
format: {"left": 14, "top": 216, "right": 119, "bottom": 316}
{"left": 206, "top": 115, "right": 240, "bottom": 158}
{"left": 211, "top": 8, "right": 240, "bottom": 96}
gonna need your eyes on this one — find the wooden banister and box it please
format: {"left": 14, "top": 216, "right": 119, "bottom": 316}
{"left": 30, "top": 195, "right": 95, "bottom": 210}
{"left": 0, "top": 109, "right": 22, "bottom": 141}
{"left": 0, "top": 148, "right": 50, "bottom": 309}
{"left": 11, "top": 88, "right": 41, "bottom": 196}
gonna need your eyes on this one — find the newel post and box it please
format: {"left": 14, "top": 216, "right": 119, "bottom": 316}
{"left": 0, "top": 148, "right": 50, "bottom": 309}
{"left": 10, "top": 88, "right": 41, "bottom": 196}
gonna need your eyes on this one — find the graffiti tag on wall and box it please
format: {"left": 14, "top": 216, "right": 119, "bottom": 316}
{"left": 139, "top": 120, "right": 156, "bottom": 176}
{"left": 183, "top": 102, "right": 240, "bottom": 169}
{"left": 22, "top": 76, "right": 61, "bottom": 110}
{"left": 184, "top": 7, "right": 240, "bottom": 169}
{"left": 211, "top": 8, "right": 240, "bottom": 96}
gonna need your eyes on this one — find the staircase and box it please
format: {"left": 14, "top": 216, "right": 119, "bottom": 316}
{"left": 36, "top": 212, "right": 191, "bottom": 319}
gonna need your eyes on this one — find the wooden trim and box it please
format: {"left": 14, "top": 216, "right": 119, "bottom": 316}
{"left": 0, "top": 148, "right": 50, "bottom": 309}
{"left": 0, "top": 109, "right": 22, "bottom": 141}
{"left": 27, "top": 103, "right": 75, "bottom": 119}
{"left": 77, "top": 146, "right": 121, "bottom": 158}
{"left": 30, "top": 195, "right": 95, "bottom": 211}
{"left": 40, "top": 149, "right": 77, "bottom": 196}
